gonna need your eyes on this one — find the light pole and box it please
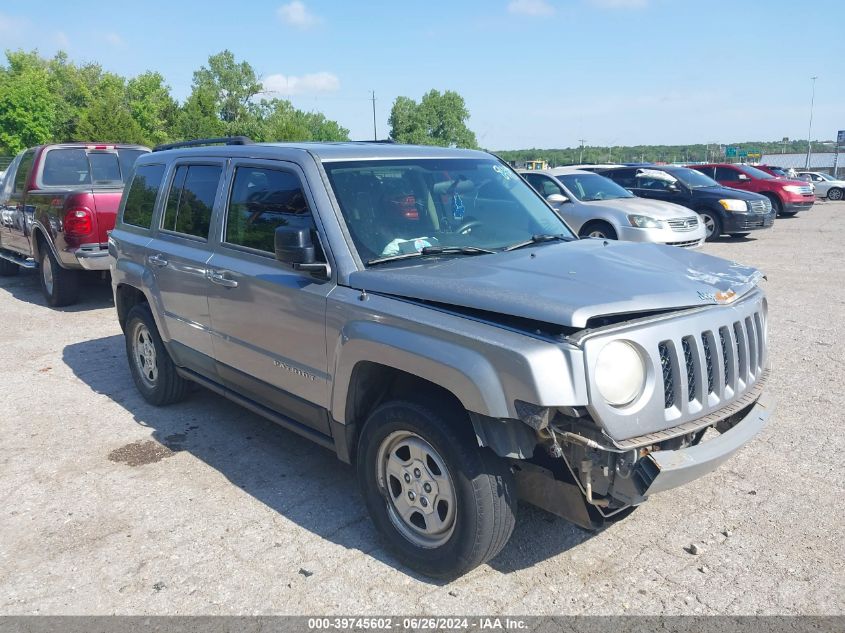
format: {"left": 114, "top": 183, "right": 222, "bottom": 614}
{"left": 805, "top": 76, "right": 817, "bottom": 169}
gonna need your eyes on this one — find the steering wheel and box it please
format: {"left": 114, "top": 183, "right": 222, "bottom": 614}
{"left": 455, "top": 220, "right": 484, "bottom": 235}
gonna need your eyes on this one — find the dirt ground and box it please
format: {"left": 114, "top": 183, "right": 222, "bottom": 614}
{"left": 1, "top": 202, "right": 843, "bottom": 615}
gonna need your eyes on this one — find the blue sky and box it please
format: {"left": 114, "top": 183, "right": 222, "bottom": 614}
{"left": 1, "top": 0, "right": 843, "bottom": 149}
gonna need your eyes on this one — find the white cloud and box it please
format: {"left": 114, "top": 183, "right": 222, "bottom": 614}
{"left": 277, "top": 1, "right": 321, "bottom": 29}
{"left": 263, "top": 71, "right": 340, "bottom": 96}
{"left": 588, "top": 0, "right": 649, "bottom": 8}
{"left": 507, "top": 0, "right": 555, "bottom": 16}
{"left": 105, "top": 32, "right": 124, "bottom": 47}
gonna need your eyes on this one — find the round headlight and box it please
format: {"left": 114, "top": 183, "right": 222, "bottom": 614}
{"left": 595, "top": 340, "right": 646, "bottom": 407}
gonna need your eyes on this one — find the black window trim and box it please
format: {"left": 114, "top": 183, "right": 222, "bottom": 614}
{"left": 158, "top": 159, "right": 226, "bottom": 243}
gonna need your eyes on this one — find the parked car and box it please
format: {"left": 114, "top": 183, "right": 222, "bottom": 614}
{"left": 519, "top": 168, "right": 705, "bottom": 247}
{"left": 599, "top": 165, "right": 774, "bottom": 241}
{"left": 0, "top": 143, "right": 149, "bottom": 305}
{"left": 753, "top": 165, "right": 790, "bottom": 178}
{"left": 110, "top": 138, "right": 773, "bottom": 578}
{"left": 796, "top": 171, "right": 845, "bottom": 201}
{"left": 688, "top": 163, "right": 814, "bottom": 217}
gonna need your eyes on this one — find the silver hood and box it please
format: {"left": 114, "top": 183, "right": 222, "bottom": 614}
{"left": 582, "top": 196, "right": 696, "bottom": 219}
{"left": 349, "top": 240, "right": 763, "bottom": 329}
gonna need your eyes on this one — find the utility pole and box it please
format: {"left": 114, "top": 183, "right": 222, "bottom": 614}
{"left": 805, "top": 76, "right": 817, "bottom": 169}
{"left": 371, "top": 91, "right": 377, "bottom": 141}
{"left": 578, "top": 139, "right": 586, "bottom": 163}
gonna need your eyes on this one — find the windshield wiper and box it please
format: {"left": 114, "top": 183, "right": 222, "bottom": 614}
{"left": 502, "top": 234, "right": 571, "bottom": 252}
{"left": 366, "top": 245, "right": 495, "bottom": 266}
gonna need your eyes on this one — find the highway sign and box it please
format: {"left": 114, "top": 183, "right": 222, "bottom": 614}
{"left": 726, "top": 146, "right": 738, "bottom": 157}
{"left": 838, "top": 130, "right": 845, "bottom": 146}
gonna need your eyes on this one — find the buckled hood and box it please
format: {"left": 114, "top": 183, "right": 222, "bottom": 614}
{"left": 349, "top": 240, "right": 763, "bottom": 329}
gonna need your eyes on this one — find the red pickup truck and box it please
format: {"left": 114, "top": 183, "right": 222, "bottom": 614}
{"left": 0, "top": 143, "right": 149, "bottom": 306}
{"left": 687, "top": 163, "right": 814, "bottom": 217}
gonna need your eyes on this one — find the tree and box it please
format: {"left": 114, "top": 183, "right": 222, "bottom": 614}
{"left": 74, "top": 74, "right": 145, "bottom": 144}
{"left": 127, "top": 72, "right": 178, "bottom": 146}
{"left": 0, "top": 55, "right": 55, "bottom": 154}
{"left": 389, "top": 90, "right": 477, "bottom": 148}
{"left": 191, "top": 50, "right": 262, "bottom": 128}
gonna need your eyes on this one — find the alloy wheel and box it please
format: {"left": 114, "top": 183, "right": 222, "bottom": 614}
{"left": 132, "top": 322, "right": 159, "bottom": 387}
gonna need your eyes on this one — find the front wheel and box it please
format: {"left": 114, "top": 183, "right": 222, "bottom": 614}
{"left": 39, "top": 246, "right": 78, "bottom": 307}
{"left": 579, "top": 221, "right": 617, "bottom": 240}
{"left": 698, "top": 211, "right": 722, "bottom": 241}
{"left": 357, "top": 400, "right": 517, "bottom": 578}
{"left": 828, "top": 188, "right": 843, "bottom": 201}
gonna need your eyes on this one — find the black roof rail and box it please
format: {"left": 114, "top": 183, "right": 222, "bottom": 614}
{"left": 352, "top": 138, "right": 396, "bottom": 144}
{"left": 152, "top": 136, "right": 255, "bottom": 152}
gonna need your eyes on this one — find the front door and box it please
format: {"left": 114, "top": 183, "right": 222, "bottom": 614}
{"left": 146, "top": 161, "right": 224, "bottom": 374}
{"left": 205, "top": 160, "right": 333, "bottom": 435}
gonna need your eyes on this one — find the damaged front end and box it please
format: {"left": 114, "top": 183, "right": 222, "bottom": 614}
{"left": 507, "top": 288, "right": 774, "bottom": 529}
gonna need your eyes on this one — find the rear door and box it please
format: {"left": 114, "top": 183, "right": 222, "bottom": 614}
{"left": 205, "top": 159, "right": 334, "bottom": 434}
{"left": 145, "top": 160, "right": 224, "bottom": 374}
{"left": 2, "top": 149, "right": 36, "bottom": 254}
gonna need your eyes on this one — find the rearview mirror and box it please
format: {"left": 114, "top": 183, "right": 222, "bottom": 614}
{"left": 546, "top": 193, "right": 569, "bottom": 205}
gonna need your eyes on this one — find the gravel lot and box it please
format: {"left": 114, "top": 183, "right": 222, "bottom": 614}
{"left": 1, "top": 202, "right": 843, "bottom": 616}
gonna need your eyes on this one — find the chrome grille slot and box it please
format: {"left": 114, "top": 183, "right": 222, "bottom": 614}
{"left": 745, "top": 316, "right": 758, "bottom": 378}
{"left": 719, "top": 326, "right": 730, "bottom": 387}
{"left": 733, "top": 321, "right": 748, "bottom": 386}
{"left": 748, "top": 199, "right": 772, "bottom": 213}
{"left": 754, "top": 312, "right": 765, "bottom": 373}
{"left": 667, "top": 216, "right": 699, "bottom": 232}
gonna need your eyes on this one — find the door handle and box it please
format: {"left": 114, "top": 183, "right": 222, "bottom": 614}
{"left": 147, "top": 253, "right": 168, "bottom": 267}
{"left": 208, "top": 270, "right": 238, "bottom": 288}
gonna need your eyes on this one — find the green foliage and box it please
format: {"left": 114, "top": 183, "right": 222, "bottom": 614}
{"left": 496, "top": 140, "right": 834, "bottom": 167}
{"left": 389, "top": 90, "right": 477, "bottom": 149}
{"left": 0, "top": 49, "right": 349, "bottom": 155}
{"left": 0, "top": 58, "right": 55, "bottom": 154}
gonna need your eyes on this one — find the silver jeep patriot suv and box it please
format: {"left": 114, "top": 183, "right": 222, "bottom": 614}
{"left": 109, "top": 138, "right": 773, "bottom": 578}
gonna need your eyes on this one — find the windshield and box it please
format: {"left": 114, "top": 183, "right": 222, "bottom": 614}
{"left": 669, "top": 167, "right": 721, "bottom": 189}
{"left": 766, "top": 166, "right": 788, "bottom": 177}
{"left": 737, "top": 164, "right": 773, "bottom": 180}
{"left": 323, "top": 158, "right": 573, "bottom": 264}
{"left": 557, "top": 173, "right": 634, "bottom": 201}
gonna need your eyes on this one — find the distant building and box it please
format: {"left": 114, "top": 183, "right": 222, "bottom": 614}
{"left": 759, "top": 152, "right": 842, "bottom": 178}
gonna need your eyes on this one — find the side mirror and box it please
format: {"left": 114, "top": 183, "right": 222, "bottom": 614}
{"left": 667, "top": 182, "right": 680, "bottom": 192}
{"left": 737, "top": 174, "right": 750, "bottom": 181}
{"left": 275, "top": 225, "right": 329, "bottom": 276}
{"left": 546, "top": 193, "right": 569, "bottom": 205}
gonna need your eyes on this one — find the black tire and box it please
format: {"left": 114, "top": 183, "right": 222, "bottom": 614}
{"left": 124, "top": 303, "right": 189, "bottom": 406}
{"left": 828, "top": 188, "right": 843, "bottom": 201}
{"left": 764, "top": 193, "right": 784, "bottom": 216}
{"left": 357, "top": 400, "right": 517, "bottom": 579}
{"left": 39, "top": 246, "right": 78, "bottom": 307}
{"left": 729, "top": 232, "right": 751, "bottom": 238}
{"left": 0, "top": 257, "right": 19, "bottom": 276}
{"left": 578, "top": 221, "right": 618, "bottom": 240}
{"left": 698, "top": 210, "right": 722, "bottom": 241}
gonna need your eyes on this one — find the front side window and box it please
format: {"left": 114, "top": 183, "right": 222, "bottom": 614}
{"left": 225, "top": 166, "right": 313, "bottom": 253}
{"left": 122, "top": 164, "right": 165, "bottom": 229}
{"left": 714, "top": 166, "right": 740, "bottom": 182}
{"left": 736, "top": 165, "right": 773, "bottom": 180}
{"left": 161, "top": 164, "right": 221, "bottom": 239}
{"left": 323, "top": 158, "right": 572, "bottom": 263}
{"left": 557, "top": 173, "right": 634, "bottom": 201}
{"left": 525, "top": 174, "right": 563, "bottom": 198}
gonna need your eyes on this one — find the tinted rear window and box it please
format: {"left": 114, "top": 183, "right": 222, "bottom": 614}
{"left": 161, "top": 165, "right": 221, "bottom": 239}
{"left": 41, "top": 148, "right": 145, "bottom": 187}
{"left": 122, "top": 164, "right": 166, "bottom": 229}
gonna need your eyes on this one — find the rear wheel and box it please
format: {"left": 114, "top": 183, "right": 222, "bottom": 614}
{"left": 827, "top": 187, "right": 843, "bottom": 201}
{"left": 125, "top": 303, "right": 189, "bottom": 406}
{"left": 0, "top": 257, "right": 19, "bottom": 276}
{"left": 698, "top": 211, "right": 722, "bottom": 241}
{"left": 579, "top": 221, "right": 617, "bottom": 240}
{"left": 39, "top": 246, "right": 78, "bottom": 307}
{"left": 357, "top": 400, "right": 517, "bottom": 579}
